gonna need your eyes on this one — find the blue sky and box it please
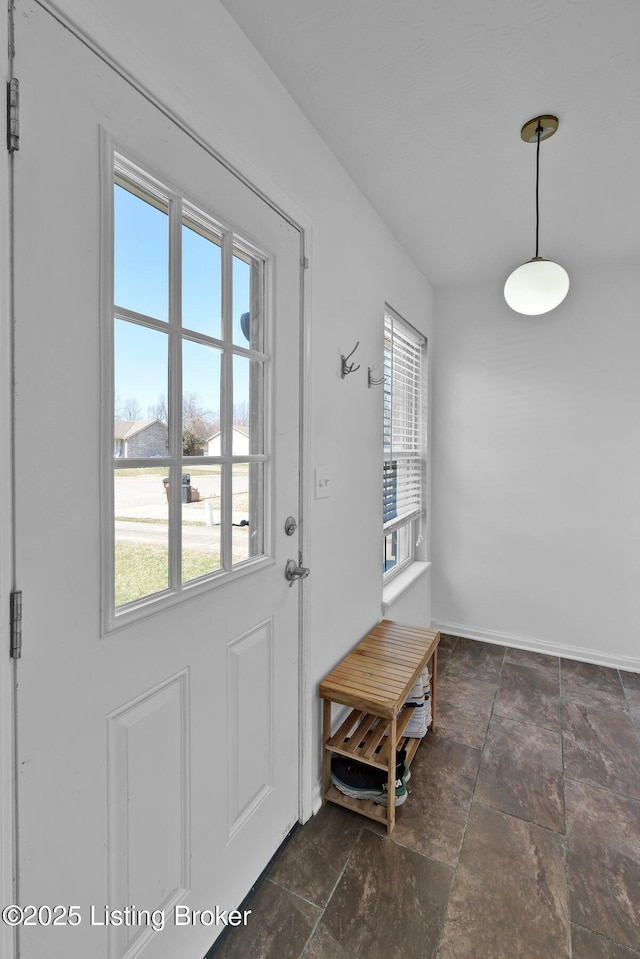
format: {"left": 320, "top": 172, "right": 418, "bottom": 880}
{"left": 114, "top": 184, "right": 252, "bottom": 421}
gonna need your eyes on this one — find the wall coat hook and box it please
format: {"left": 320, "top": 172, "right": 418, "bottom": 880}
{"left": 340, "top": 341, "right": 361, "bottom": 378}
{"left": 368, "top": 362, "right": 385, "bottom": 388}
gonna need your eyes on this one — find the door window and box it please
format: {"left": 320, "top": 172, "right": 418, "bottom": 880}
{"left": 109, "top": 156, "right": 271, "bottom": 624}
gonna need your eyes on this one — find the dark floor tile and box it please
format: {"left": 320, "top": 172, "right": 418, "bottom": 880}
{"left": 388, "top": 731, "right": 482, "bottom": 865}
{"left": 438, "top": 633, "right": 460, "bottom": 653}
{"left": 439, "top": 636, "right": 505, "bottom": 683}
{"left": 563, "top": 700, "right": 640, "bottom": 800}
{"left": 566, "top": 780, "right": 640, "bottom": 951}
{"left": 561, "top": 659, "right": 626, "bottom": 710}
{"left": 435, "top": 646, "right": 452, "bottom": 672}
{"left": 306, "top": 829, "right": 452, "bottom": 959}
{"left": 214, "top": 878, "right": 321, "bottom": 959}
{"left": 571, "top": 924, "right": 640, "bottom": 958}
{"left": 301, "top": 921, "right": 353, "bottom": 958}
{"left": 620, "top": 671, "right": 640, "bottom": 723}
{"left": 436, "top": 650, "right": 454, "bottom": 678}
{"left": 268, "top": 804, "right": 362, "bottom": 907}
{"left": 504, "top": 647, "right": 560, "bottom": 674}
{"left": 475, "top": 714, "right": 564, "bottom": 832}
{"left": 494, "top": 662, "right": 561, "bottom": 730}
{"left": 620, "top": 670, "right": 640, "bottom": 693}
{"left": 435, "top": 674, "right": 497, "bottom": 749}
{"left": 437, "top": 671, "right": 498, "bottom": 708}
{"left": 437, "top": 803, "right": 569, "bottom": 959}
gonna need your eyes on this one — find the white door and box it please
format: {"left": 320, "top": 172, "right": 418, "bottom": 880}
{"left": 12, "top": 4, "right": 303, "bottom": 957}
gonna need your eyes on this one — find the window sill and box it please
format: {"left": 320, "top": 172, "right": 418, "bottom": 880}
{"left": 382, "top": 561, "right": 431, "bottom": 614}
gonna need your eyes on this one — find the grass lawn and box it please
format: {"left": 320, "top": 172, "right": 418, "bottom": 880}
{"left": 115, "top": 516, "right": 205, "bottom": 526}
{"left": 115, "top": 542, "right": 222, "bottom": 606}
{"left": 114, "top": 466, "right": 242, "bottom": 477}
{"left": 115, "top": 467, "right": 172, "bottom": 477}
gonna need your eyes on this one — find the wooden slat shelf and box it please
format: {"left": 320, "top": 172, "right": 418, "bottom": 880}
{"left": 320, "top": 619, "right": 440, "bottom": 834}
{"left": 325, "top": 706, "right": 413, "bottom": 770}
{"left": 324, "top": 785, "right": 389, "bottom": 825}
{"left": 325, "top": 704, "right": 416, "bottom": 769}
{"left": 403, "top": 736, "right": 421, "bottom": 767}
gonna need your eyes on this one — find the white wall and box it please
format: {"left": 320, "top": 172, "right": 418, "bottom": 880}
{"left": 42, "top": 0, "right": 434, "bottom": 805}
{"left": 431, "top": 261, "right": 640, "bottom": 670}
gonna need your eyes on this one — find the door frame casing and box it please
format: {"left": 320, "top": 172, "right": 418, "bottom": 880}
{"left": 1, "top": 4, "right": 17, "bottom": 957}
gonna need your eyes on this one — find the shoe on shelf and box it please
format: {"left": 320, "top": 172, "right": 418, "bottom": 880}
{"left": 377, "top": 777, "right": 408, "bottom": 806}
{"left": 404, "top": 701, "right": 428, "bottom": 738}
{"left": 405, "top": 679, "right": 425, "bottom": 705}
{"left": 396, "top": 746, "right": 410, "bottom": 783}
{"left": 331, "top": 755, "right": 408, "bottom": 806}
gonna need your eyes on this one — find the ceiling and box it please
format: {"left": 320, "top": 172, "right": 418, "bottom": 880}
{"left": 220, "top": 0, "right": 640, "bottom": 289}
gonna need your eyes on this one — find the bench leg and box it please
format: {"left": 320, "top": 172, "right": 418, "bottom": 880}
{"left": 387, "top": 716, "right": 397, "bottom": 834}
{"left": 431, "top": 648, "right": 438, "bottom": 730}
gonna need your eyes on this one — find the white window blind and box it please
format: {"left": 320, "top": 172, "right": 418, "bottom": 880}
{"left": 383, "top": 309, "right": 425, "bottom": 535}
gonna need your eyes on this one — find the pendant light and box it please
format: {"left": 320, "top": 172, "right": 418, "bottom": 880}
{"left": 504, "top": 115, "right": 569, "bottom": 315}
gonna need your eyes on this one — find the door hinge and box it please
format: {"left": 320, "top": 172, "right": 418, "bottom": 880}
{"left": 10, "top": 590, "right": 22, "bottom": 659}
{"left": 301, "top": 256, "right": 309, "bottom": 269}
{"left": 7, "top": 77, "right": 19, "bottom": 153}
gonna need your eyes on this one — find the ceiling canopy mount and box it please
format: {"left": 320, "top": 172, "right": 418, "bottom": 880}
{"left": 520, "top": 115, "right": 558, "bottom": 144}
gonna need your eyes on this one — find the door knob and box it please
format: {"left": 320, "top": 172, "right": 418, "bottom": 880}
{"left": 285, "top": 558, "right": 310, "bottom": 586}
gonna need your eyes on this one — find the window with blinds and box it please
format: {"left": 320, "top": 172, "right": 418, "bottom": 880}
{"left": 383, "top": 307, "right": 426, "bottom": 577}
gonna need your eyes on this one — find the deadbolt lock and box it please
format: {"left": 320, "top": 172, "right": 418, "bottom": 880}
{"left": 284, "top": 516, "right": 297, "bottom": 536}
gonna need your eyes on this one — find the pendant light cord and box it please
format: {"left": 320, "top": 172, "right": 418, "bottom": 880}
{"left": 535, "top": 122, "right": 542, "bottom": 258}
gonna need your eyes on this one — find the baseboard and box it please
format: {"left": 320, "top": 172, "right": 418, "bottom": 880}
{"left": 431, "top": 619, "right": 640, "bottom": 674}
{"left": 311, "top": 782, "right": 323, "bottom": 816}
{"left": 309, "top": 704, "right": 350, "bottom": 817}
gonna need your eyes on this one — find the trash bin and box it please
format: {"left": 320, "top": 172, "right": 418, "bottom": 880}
{"left": 162, "top": 475, "right": 191, "bottom": 503}
{"left": 182, "top": 473, "right": 191, "bottom": 504}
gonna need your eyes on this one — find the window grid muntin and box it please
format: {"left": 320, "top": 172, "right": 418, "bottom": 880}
{"left": 112, "top": 156, "right": 270, "bottom": 613}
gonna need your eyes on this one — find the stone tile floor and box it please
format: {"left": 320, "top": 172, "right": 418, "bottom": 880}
{"left": 213, "top": 635, "right": 640, "bottom": 959}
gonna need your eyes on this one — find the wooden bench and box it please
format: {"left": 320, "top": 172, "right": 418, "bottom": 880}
{"left": 319, "top": 619, "right": 440, "bottom": 833}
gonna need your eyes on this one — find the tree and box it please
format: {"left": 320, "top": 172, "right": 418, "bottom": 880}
{"left": 233, "top": 401, "right": 249, "bottom": 426}
{"left": 182, "top": 429, "right": 205, "bottom": 457}
{"left": 148, "top": 394, "right": 168, "bottom": 424}
{"left": 122, "top": 397, "right": 142, "bottom": 421}
{"left": 182, "top": 391, "right": 218, "bottom": 455}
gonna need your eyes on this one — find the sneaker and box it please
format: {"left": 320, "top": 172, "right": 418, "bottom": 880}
{"left": 397, "top": 746, "right": 411, "bottom": 783}
{"left": 403, "top": 676, "right": 428, "bottom": 738}
{"left": 405, "top": 680, "right": 425, "bottom": 705}
{"left": 377, "top": 750, "right": 408, "bottom": 806}
{"left": 331, "top": 755, "right": 408, "bottom": 805}
{"left": 422, "top": 675, "right": 432, "bottom": 729}
{"left": 347, "top": 734, "right": 412, "bottom": 784}
{"left": 404, "top": 701, "right": 428, "bottom": 737}
{"left": 376, "top": 776, "right": 407, "bottom": 806}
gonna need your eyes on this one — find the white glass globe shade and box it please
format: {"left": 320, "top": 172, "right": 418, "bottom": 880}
{"left": 504, "top": 258, "right": 570, "bottom": 315}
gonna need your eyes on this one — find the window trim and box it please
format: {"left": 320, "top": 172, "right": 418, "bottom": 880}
{"left": 382, "top": 305, "right": 427, "bottom": 585}
{"left": 100, "top": 135, "right": 275, "bottom": 635}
